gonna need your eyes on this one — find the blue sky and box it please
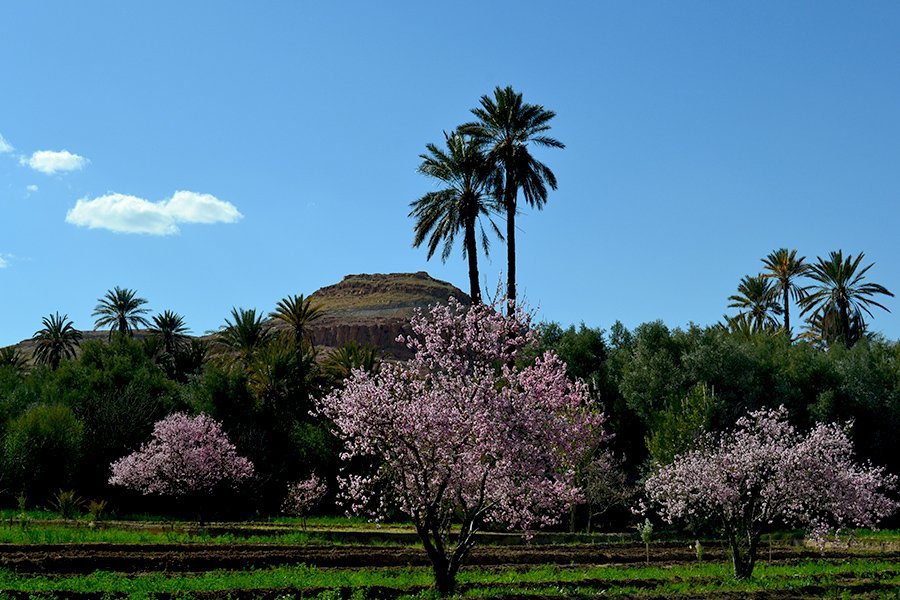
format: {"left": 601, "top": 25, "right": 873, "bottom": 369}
{"left": 2, "top": 2, "right": 899, "bottom": 346}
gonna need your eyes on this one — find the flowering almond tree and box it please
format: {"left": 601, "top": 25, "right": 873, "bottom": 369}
{"left": 644, "top": 406, "right": 898, "bottom": 579}
{"left": 283, "top": 474, "right": 328, "bottom": 529}
{"left": 317, "top": 298, "right": 604, "bottom": 595}
{"left": 110, "top": 412, "right": 254, "bottom": 524}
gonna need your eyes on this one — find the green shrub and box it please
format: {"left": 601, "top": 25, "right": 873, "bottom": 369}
{"left": 50, "top": 489, "right": 84, "bottom": 520}
{"left": 87, "top": 499, "right": 107, "bottom": 524}
{"left": 4, "top": 404, "right": 84, "bottom": 503}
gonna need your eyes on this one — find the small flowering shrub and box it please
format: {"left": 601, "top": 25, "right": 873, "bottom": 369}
{"left": 317, "top": 298, "right": 604, "bottom": 595}
{"left": 643, "top": 406, "right": 898, "bottom": 579}
{"left": 109, "top": 412, "right": 254, "bottom": 524}
{"left": 283, "top": 474, "right": 328, "bottom": 528}
{"left": 636, "top": 518, "right": 653, "bottom": 564}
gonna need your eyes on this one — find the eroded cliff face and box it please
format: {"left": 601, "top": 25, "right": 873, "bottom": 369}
{"left": 305, "top": 272, "right": 469, "bottom": 359}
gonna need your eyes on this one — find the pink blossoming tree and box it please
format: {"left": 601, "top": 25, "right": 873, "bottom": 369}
{"left": 109, "top": 412, "right": 254, "bottom": 525}
{"left": 644, "top": 406, "right": 898, "bottom": 579}
{"left": 283, "top": 473, "right": 328, "bottom": 529}
{"left": 317, "top": 298, "right": 604, "bottom": 595}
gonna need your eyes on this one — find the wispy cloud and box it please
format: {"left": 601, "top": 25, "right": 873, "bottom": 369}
{"left": 26, "top": 184, "right": 38, "bottom": 193}
{"left": 66, "top": 190, "right": 243, "bottom": 235}
{"left": 22, "top": 150, "right": 89, "bottom": 174}
{"left": 0, "top": 254, "right": 10, "bottom": 269}
{"left": 0, "top": 134, "right": 12, "bottom": 154}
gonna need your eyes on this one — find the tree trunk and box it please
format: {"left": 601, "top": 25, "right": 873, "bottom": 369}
{"left": 431, "top": 554, "right": 457, "bottom": 596}
{"left": 783, "top": 286, "right": 790, "bottom": 337}
{"left": 504, "top": 176, "right": 517, "bottom": 316}
{"left": 839, "top": 302, "right": 852, "bottom": 348}
{"left": 729, "top": 529, "right": 759, "bottom": 579}
{"left": 464, "top": 217, "right": 481, "bottom": 304}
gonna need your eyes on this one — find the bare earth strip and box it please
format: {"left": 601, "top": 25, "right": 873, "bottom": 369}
{"left": 0, "top": 542, "right": 896, "bottom": 574}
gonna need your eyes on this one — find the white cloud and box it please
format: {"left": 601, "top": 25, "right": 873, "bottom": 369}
{"left": 0, "top": 256, "right": 7, "bottom": 269}
{"left": 0, "top": 134, "right": 12, "bottom": 153}
{"left": 26, "top": 184, "right": 38, "bottom": 193}
{"left": 23, "top": 150, "right": 89, "bottom": 174}
{"left": 66, "top": 190, "right": 243, "bottom": 235}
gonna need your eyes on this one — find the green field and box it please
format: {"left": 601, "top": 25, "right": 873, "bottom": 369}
{"left": 0, "top": 516, "right": 896, "bottom": 598}
{"left": 0, "top": 560, "right": 897, "bottom": 598}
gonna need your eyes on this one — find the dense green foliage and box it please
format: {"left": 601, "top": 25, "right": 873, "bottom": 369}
{"left": 538, "top": 321, "right": 900, "bottom": 482}
{"left": 0, "top": 277, "right": 897, "bottom": 531}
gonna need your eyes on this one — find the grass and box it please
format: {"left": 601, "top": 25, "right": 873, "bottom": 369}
{"left": 0, "top": 559, "right": 895, "bottom": 598}
{"left": 0, "top": 524, "right": 314, "bottom": 545}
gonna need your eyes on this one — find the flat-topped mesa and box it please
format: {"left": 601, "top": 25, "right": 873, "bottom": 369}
{"left": 305, "top": 272, "right": 470, "bottom": 360}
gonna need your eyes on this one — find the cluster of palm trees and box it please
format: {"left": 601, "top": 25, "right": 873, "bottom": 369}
{"left": 5, "top": 287, "right": 379, "bottom": 395}
{"left": 725, "top": 249, "right": 894, "bottom": 347}
{"left": 24, "top": 287, "right": 194, "bottom": 371}
{"left": 410, "top": 86, "right": 564, "bottom": 310}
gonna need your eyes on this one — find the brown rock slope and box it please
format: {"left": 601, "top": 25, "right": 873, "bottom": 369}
{"left": 305, "top": 272, "right": 469, "bottom": 360}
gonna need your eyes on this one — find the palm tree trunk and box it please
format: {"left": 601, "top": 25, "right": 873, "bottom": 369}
{"left": 783, "top": 286, "right": 790, "bottom": 337}
{"left": 464, "top": 218, "right": 481, "bottom": 304}
{"left": 839, "top": 302, "right": 852, "bottom": 347}
{"left": 504, "top": 176, "right": 517, "bottom": 316}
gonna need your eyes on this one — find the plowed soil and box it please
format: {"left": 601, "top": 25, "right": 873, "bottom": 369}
{"left": 0, "top": 541, "right": 895, "bottom": 574}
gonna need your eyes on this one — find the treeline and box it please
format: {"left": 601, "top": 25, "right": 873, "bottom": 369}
{"left": 1, "top": 303, "right": 898, "bottom": 528}
{"left": 0, "top": 289, "right": 376, "bottom": 518}
{"left": 537, "top": 321, "right": 900, "bottom": 495}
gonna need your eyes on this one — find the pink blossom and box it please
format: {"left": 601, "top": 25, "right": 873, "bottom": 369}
{"left": 284, "top": 474, "right": 328, "bottom": 517}
{"left": 644, "top": 406, "right": 898, "bottom": 578}
{"left": 109, "top": 412, "right": 254, "bottom": 498}
{"left": 316, "top": 297, "right": 605, "bottom": 594}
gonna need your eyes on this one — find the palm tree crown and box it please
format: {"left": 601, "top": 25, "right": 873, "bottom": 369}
{"left": 410, "top": 130, "right": 500, "bottom": 303}
{"left": 150, "top": 310, "right": 190, "bottom": 355}
{"left": 218, "top": 307, "right": 273, "bottom": 363}
{"left": 728, "top": 275, "right": 783, "bottom": 334}
{"left": 92, "top": 287, "right": 150, "bottom": 339}
{"left": 799, "top": 251, "right": 894, "bottom": 347}
{"left": 760, "top": 248, "right": 808, "bottom": 336}
{"left": 461, "top": 86, "right": 564, "bottom": 312}
{"left": 270, "top": 294, "right": 322, "bottom": 348}
{"left": 32, "top": 312, "right": 82, "bottom": 369}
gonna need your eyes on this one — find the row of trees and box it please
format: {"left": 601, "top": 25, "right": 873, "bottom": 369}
{"left": 3, "top": 284, "right": 900, "bottom": 506}
{"left": 725, "top": 248, "right": 893, "bottom": 347}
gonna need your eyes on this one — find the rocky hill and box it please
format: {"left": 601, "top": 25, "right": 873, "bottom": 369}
{"left": 304, "top": 272, "right": 469, "bottom": 359}
{"left": 5, "top": 272, "right": 469, "bottom": 361}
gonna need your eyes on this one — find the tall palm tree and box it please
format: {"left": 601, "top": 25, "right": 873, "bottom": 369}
{"left": 150, "top": 310, "right": 190, "bottom": 355}
{"left": 410, "top": 130, "right": 499, "bottom": 303}
{"left": 218, "top": 307, "right": 272, "bottom": 364}
{"left": 799, "top": 251, "right": 894, "bottom": 348}
{"left": 92, "top": 287, "right": 150, "bottom": 339}
{"left": 727, "top": 275, "right": 783, "bottom": 334}
{"left": 760, "top": 248, "right": 808, "bottom": 337}
{"left": 461, "top": 86, "right": 564, "bottom": 313}
{"left": 270, "top": 294, "right": 322, "bottom": 349}
{"left": 32, "top": 312, "right": 82, "bottom": 370}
